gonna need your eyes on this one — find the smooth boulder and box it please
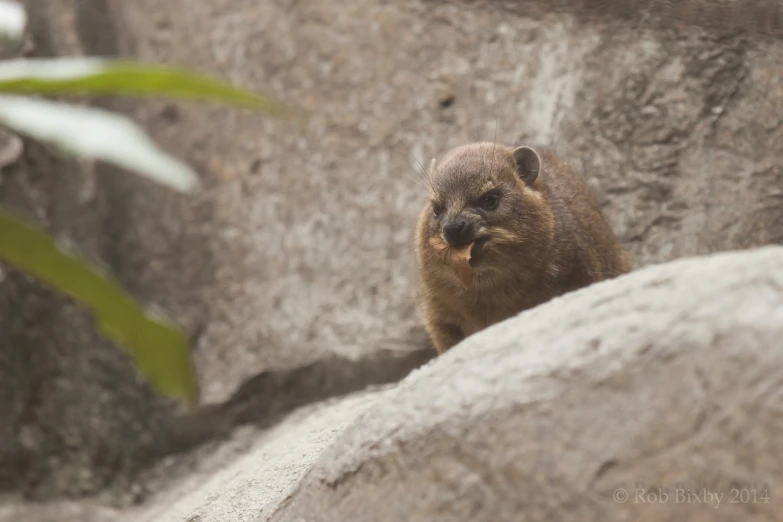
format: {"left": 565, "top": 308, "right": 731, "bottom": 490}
{"left": 268, "top": 246, "right": 783, "bottom": 522}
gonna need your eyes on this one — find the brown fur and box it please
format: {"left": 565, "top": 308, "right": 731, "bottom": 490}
{"left": 415, "top": 142, "right": 632, "bottom": 354}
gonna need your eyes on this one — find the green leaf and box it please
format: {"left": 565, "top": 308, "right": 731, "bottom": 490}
{"left": 0, "top": 1, "right": 26, "bottom": 41}
{"left": 0, "top": 58, "right": 287, "bottom": 114}
{"left": 0, "top": 94, "right": 199, "bottom": 192}
{"left": 0, "top": 208, "right": 198, "bottom": 404}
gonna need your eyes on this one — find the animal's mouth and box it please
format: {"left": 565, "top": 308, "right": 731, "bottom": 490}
{"left": 469, "top": 236, "right": 491, "bottom": 266}
{"left": 428, "top": 234, "right": 491, "bottom": 289}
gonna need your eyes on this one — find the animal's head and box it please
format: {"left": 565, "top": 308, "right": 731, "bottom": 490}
{"left": 421, "top": 142, "right": 551, "bottom": 276}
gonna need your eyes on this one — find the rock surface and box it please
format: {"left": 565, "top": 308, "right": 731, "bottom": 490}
{"left": 0, "top": 388, "right": 388, "bottom": 522}
{"left": 125, "top": 389, "right": 388, "bottom": 522}
{"left": 6, "top": 246, "right": 782, "bottom": 521}
{"left": 268, "top": 246, "right": 783, "bottom": 522}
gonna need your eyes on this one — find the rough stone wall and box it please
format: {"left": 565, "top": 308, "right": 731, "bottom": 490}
{"left": 0, "top": 0, "right": 781, "bottom": 501}
{"left": 109, "top": 0, "right": 783, "bottom": 403}
{"left": 110, "top": 0, "right": 783, "bottom": 400}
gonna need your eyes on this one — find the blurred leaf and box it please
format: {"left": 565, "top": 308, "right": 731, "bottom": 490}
{"left": 0, "top": 58, "right": 287, "bottom": 114}
{"left": 0, "top": 208, "right": 198, "bottom": 404}
{"left": 0, "top": 1, "right": 26, "bottom": 41}
{"left": 0, "top": 94, "right": 199, "bottom": 192}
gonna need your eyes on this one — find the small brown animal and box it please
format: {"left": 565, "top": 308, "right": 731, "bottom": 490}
{"left": 415, "top": 142, "right": 632, "bottom": 354}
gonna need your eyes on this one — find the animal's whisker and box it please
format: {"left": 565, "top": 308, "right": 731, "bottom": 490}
{"left": 490, "top": 114, "right": 499, "bottom": 179}
{"left": 409, "top": 151, "right": 434, "bottom": 194}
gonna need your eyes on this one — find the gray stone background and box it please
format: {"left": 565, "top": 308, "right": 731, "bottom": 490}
{"left": 0, "top": 0, "right": 781, "bottom": 516}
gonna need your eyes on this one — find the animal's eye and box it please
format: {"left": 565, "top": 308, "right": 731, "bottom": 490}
{"left": 432, "top": 202, "right": 444, "bottom": 218}
{"left": 478, "top": 192, "right": 500, "bottom": 211}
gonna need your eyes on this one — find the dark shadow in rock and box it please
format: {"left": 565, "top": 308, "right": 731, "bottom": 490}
{"left": 131, "top": 347, "right": 437, "bottom": 469}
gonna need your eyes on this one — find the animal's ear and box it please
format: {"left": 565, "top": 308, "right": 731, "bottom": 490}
{"left": 512, "top": 146, "right": 540, "bottom": 186}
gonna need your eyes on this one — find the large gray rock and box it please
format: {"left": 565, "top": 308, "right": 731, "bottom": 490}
{"left": 269, "top": 246, "right": 783, "bottom": 522}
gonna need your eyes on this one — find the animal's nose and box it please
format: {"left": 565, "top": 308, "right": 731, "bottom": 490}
{"left": 443, "top": 217, "right": 473, "bottom": 246}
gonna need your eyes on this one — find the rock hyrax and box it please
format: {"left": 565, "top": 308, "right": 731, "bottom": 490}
{"left": 415, "top": 142, "right": 632, "bottom": 354}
